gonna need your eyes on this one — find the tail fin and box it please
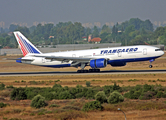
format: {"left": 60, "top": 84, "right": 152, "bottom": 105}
{"left": 13, "top": 31, "right": 42, "bottom": 56}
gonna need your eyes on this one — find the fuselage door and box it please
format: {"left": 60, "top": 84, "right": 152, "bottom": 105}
{"left": 143, "top": 48, "right": 147, "bottom": 55}
{"left": 118, "top": 52, "right": 122, "bottom": 57}
{"left": 42, "top": 58, "right": 45, "bottom": 63}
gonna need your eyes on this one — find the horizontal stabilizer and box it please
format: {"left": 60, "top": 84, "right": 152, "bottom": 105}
{"left": 8, "top": 58, "right": 34, "bottom": 63}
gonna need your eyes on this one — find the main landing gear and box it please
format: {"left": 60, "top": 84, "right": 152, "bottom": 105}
{"left": 77, "top": 63, "right": 101, "bottom": 73}
{"left": 77, "top": 69, "right": 100, "bottom": 73}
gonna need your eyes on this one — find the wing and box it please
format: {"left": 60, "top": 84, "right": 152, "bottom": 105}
{"left": 34, "top": 54, "right": 91, "bottom": 62}
{"left": 34, "top": 54, "right": 94, "bottom": 67}
{"left": 34, "top": 54, "right": 109, "bottom": 67}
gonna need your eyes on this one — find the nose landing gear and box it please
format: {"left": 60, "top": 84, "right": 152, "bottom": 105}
{"left": 149, "top": 64, "right": 153, "bottom": 68}
{"left": 149, "top": 59, "right": 155, "bottom": 68}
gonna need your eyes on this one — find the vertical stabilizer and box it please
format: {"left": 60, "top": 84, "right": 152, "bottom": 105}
{"left": 13, "top": 31, "right": 42, "bottom": 56}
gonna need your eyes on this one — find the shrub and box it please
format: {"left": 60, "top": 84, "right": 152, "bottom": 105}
{"left": 162, "top": 93, "right": 166, "bottom": 98}
{"left": 84, "top": 88, "right": 96, "bottom": 99}
{"left": 10, "top": 87, "right": 27, "bottom": 100}
{"left": 86, "top": 81, "right": 91, "bottom": 87}
{"left": 6, "top": 85, "right": 14, "bottom": 89}
{"left": 124, "top": 89, "right": 142, "bottom": 99}
{"left": 29, "top": 113, "right": 35, "bottom": 116}
{"left": 44, "top": 92, "right": 58, "bottom": 100}
{"left": 103, "top": 83, "right": 121, "bottom": 97}
{"left": 49, "top": 104, "right": 60, "bottom": 108}
{"left": 133, "top": 85, "right": 142, "bottom": 91}
{"left": 70, "top": 88, "right": 82, "bottom": 96}
{"left": 0, "top": 83, "right": 5, "bottom": 90}
{"left": 95, "top": 91, "right": 107, "bottom": 103}
{"left": 142, "top": 84, "right": 154, "bottom": 92}
{"left": 52, "top": 83, "right": 62, "bottom": 88}
{"left": 76, "top": 84, "right": 83, "bottom": 88}
{"left": 103, "top": 85, "right": 114, "bottom": 96}
{"left": 139, "top": 91, "right": 156, "bottom": 100}
{"left": 62, "top": 105, "right": 81, "bottom": 111}
{"left": 82, "top": 101, "right": 103, "bottom": 111}
{"left": 12, "top": 109, "right": 22, "bottom": 113}
{"left": 57, "top": 110, "right": 87, "bottom": 120}
{"left": 26, "top": 91, "right": 37, "bottom": 100}
{"left": 59, "top": 91, "right": 74, "bottom": 99}
{"left": 0, "top": 102, "right": 8, "bottom": 108}
{"left": 30, "top": 94, "right": 48, "bottom": 108}
{"left": 156, "top": 91, "right": 163, "bottom": 98}
{"left": 107, "top": 91, "right": 124, "bottom": 104}
{"left": 0, "top": 90, "right": 11, "bottom": 97}
{"left": 113, "top": 83, "right": 121, "bottom": 91}
{"left": 38, "top": 112, "right": 45, "bottom": 115}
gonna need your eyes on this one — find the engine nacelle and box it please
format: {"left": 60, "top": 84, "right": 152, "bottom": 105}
{"left": 109, "top": 61, "right": 126, "bottom": 67}
{"left": 90, "top": 58, "right": 107, "bottom": 68}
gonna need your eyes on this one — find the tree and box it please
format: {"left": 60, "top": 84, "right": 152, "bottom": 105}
{"left": 100, "top": 24, "right": 112, "bottom": 43}
{"left": 15, "top": 26, "right": 30, "bottom": 38}
{"left": 153, "top": 26, "right": 165, "bottom": 39}
{"left": 9, "top": 24, "right": 19, "bottom": 32}
{"left": 85, "top": 27, "right": 91, "bottom": 38}
{"left": 130, "top": 36, "right": 146, "bottom": 45}
{"left": 5, "top": 37, "right": 10, "bottom": 46}
{"left": 143, "top": 19, "right": 154, "bottom": 31}
{"left": 92, "top": 26, "right": 99, "bottom": 37}
{"left": 112, "top": 25, "right": 117, "bottom": 35}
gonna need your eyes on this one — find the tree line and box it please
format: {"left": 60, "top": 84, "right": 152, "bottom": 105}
{"left": 0, "top": 18, "right": 166, "bottom": 49}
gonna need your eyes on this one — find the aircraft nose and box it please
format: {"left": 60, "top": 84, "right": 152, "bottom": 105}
{"left": 161, "top": 51, "right": 165, "bottom": 56}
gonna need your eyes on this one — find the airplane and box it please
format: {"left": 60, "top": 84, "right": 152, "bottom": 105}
{"left": 13, "top": 31, "right": 164, "bottom": 73}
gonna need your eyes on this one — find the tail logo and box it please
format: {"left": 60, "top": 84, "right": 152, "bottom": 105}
{"left": 16, "top": 33, "right": 40, "bottom": 56}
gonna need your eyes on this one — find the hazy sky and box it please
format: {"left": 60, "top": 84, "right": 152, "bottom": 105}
{"left": 1, "top": 0, "right": 166, "bottom": 27}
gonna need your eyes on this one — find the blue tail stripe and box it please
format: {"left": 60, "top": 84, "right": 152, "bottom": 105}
{"left": 20, "top": 36, "right": 40, "bottom": 54}
{"left": 21, "top": 36, "right": 33, "bottom": 53}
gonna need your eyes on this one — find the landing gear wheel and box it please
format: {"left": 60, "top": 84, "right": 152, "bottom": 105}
{"left": 149, "top": 65, "right": 153, "bottom": 68}
{"left": 89, "top": 69, "right": 100, "bottom": 72}
{"left": 77, "top": 70, "right": 89, "bottom": 73}
{"left": 77, "top": 70, "right": 81, "bottom": 73}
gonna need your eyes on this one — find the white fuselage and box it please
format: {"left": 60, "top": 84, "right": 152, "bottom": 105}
{"left": 20, "top": 45, "right": 164, "bottom": 68}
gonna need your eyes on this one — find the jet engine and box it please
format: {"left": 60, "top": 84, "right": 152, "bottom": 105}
{"left": 90, "top": 58, "right": 107, "bottom": 68}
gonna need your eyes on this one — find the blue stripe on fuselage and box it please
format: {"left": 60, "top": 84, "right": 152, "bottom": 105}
{"left": 107, "top": 56, "right": 161, "bottom": 64}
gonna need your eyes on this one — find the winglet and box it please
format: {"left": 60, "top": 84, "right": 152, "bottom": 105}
{"left": 13, "top": 31, "right": 42, "bottom": 56}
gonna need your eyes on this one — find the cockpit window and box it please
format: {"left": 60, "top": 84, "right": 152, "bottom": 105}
{"left": 155, "top": 49, "right": 162, "bottom": 51}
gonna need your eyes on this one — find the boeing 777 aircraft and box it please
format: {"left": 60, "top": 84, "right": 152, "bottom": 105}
{"left": 13, "top": 31, "right": 164, "bottom": 73}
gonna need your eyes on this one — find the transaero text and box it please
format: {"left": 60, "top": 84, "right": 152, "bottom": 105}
{"left": 100, "top": 48, "right": 138, "bottom": 54}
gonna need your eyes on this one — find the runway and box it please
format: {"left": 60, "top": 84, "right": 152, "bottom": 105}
{"left": 1, "top": 69, "right": 166, "bottom": 76}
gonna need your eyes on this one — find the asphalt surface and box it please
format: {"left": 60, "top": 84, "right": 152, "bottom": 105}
{"left": 1, "top": 69, "right": 166, "bottom": 76}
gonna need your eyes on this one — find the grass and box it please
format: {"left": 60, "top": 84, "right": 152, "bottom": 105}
{"left": 1, "top": 98, "right": 166, "bottom": 120}
{"left": 2, "top": 74, "right": 166, "bottom": 87}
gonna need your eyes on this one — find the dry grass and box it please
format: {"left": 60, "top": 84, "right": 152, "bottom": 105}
{"left": 1, "top": 98, "right": 166, "bottom": 120}
{"left": 1, "top": 73, "right": 166, "bottom": 87}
